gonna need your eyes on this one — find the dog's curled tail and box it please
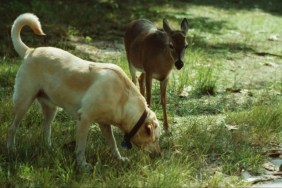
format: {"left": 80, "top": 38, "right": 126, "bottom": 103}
{"left": 11, "top": 13, "right": 45, "bottom": 58}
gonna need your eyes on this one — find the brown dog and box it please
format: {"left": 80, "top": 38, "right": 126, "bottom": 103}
{"left": 124, "top": 18, "right": 189, "bottom": 131}
{"left": 7, "top": 13, "right": 161, "bottom": 171}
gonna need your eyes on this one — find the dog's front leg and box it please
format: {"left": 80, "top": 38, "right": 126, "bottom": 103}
{"left": 145, "top": 73, "right": 153, "bottom": 106}
{"left": 138, "top": 73, "right": 145, "bottom": 96}
{"left": 75, "top": 117, "right": 93, "bottom": 172}
{"left": 99, "top": 124, "right": 128, "bottom": 161}
{"left": 160, "top": 78, "right": 169, "bottom": 131}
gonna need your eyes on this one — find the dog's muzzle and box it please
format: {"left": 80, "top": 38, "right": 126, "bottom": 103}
{"left": 175, "top": 60, "right": 184, "bottom": 70}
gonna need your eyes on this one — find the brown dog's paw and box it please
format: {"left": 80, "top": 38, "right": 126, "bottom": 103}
{"left": 77, "top": 162, "right": 93, "bottom": 173}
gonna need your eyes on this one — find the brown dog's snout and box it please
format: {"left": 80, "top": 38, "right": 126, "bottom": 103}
{"left": 175, "top": 60, "right": 184, "bottom": 70}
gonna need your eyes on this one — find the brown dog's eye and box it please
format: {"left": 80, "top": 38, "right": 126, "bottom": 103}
{"left": 168, "top": 42, "right": 174, "bottom": 50}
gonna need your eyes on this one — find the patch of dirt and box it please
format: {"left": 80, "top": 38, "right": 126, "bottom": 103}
{"left": 218, "top": 54, "right": 282, "bottom": 92}
{"left": 69, "top": 36, "right": 124, "bottom": 62}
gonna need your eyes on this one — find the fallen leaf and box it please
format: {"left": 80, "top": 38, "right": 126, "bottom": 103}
{"left": 263, "top": 162, "right": 276, "bottom": 171}
{"left": 173, "top": 149, "right": 182, "bottom": 155}
{"left": 240, "top": 89, "right": 249, "bottom": 94}
{"left": 272, "top": 172, "right": 282, "bottom": 176}
{"left": 179, "top": 86, "right": 192, "bottom": 98}
{"left": 226, "top": 88, "right": 241, "bottom": 93}
{"left": 179, "top": 92, "right": 188, "bottom": 98}
{"left": 252, "top": 179, "right": 282, "bottom": 188}
{"left": 268, "top": 34, "right": 279, "bottom": 41}
{"left": 264, "top": 62, "right": 278, "bottom": 67}
{"left": 267, "top": 149, "right": 282, "bottom": 158}
{"left": 225, "top": 124, "right": 239, "bottom": 131}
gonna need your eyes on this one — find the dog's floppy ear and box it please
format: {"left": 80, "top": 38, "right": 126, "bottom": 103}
{"left": 145, "top": 123, "right": 153, "bottom": 136}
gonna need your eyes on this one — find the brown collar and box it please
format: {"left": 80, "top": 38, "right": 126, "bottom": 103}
{"left": 121, "top": 110, "right": 148, "bottom": 149}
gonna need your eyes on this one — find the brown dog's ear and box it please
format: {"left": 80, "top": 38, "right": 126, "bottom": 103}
{"left": 145, "top": 123, "right": 153, "bottom": 136}
{"left": 163, "top": 18, "right": 172, "bottom": 34}
{"left": 181, "top": 18, "right": 189, "bottom": 35}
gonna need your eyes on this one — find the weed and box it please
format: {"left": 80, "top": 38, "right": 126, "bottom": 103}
{"left": 193, "top": 65, "right": 218, "bottom": 96}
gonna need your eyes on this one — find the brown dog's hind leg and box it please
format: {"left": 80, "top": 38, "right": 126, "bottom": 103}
{"left": 129, "top": 64, "right": 137, "bottom": 85}
{"left": 145, "top": 73, "right": 153, "bottom": 106}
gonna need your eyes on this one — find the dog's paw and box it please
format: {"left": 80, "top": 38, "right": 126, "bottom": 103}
{"left": 78, "top": 162, "right": 93, "bottom": 173}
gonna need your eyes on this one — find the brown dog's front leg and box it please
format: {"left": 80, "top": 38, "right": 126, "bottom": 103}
{"left": 99, "top": 124, "right": 128, "bottom": 161}
{"left": 75, "top": 117, "right": 92, "bottom": 172}
{"left": 160, "top": 79, "right": 169, "bottom": 131}
{"left": 145, "top": 73, "right": 153, "bottom": 106}
{"left": 138, "top": 73, "right": 145, "bottom": 96}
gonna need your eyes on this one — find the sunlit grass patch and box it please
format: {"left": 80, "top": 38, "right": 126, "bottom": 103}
{"left": 174, "top": 114, "right": 265, "bottom": 175}
{"left": 226, "top": 102, "right": 282, "bottom": 146}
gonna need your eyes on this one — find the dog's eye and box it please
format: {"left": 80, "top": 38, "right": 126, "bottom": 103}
{"left": 169, "top": 42, "right": 174, "bottom": 49}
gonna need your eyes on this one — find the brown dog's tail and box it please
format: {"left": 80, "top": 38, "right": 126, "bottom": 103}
{"left": 11, "top": 13, "right": 45, "bottom": 58}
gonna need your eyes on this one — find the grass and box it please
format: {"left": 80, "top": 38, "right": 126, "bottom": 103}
{"left": 1, "top": 0, "right": 282, "bottom": 187}
{"left": 193, "top": 65, "right": 218, "bottom": 96}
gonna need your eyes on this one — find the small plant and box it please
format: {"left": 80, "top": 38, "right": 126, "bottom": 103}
{"left": 84, "top": 36, "right": 93, "bottom": 43}
{"left": 193, "top": 65, "right": 218, "bottom": 96}
{"left": 66, "top": 26, "right": 79, "bottom": 36}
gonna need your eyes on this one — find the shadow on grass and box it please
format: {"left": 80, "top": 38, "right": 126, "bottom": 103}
{"left": 190, "top": 33, "right": 282, "bottom": 60}
{"left": 187, "top": 33, "right": 263, "bottom": 61}
{"left": 0, "top": 0, "right": 236, "bottom": 57}
{"left": 180, "top": 0, "right": 282, "bottom": 16}
{"left": 1, "top": 0, "right": 279, "bottom": 61}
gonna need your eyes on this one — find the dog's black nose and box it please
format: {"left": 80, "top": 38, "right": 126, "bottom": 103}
{"left": 175, "top": 60, "right": 184, "bottom": 70}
